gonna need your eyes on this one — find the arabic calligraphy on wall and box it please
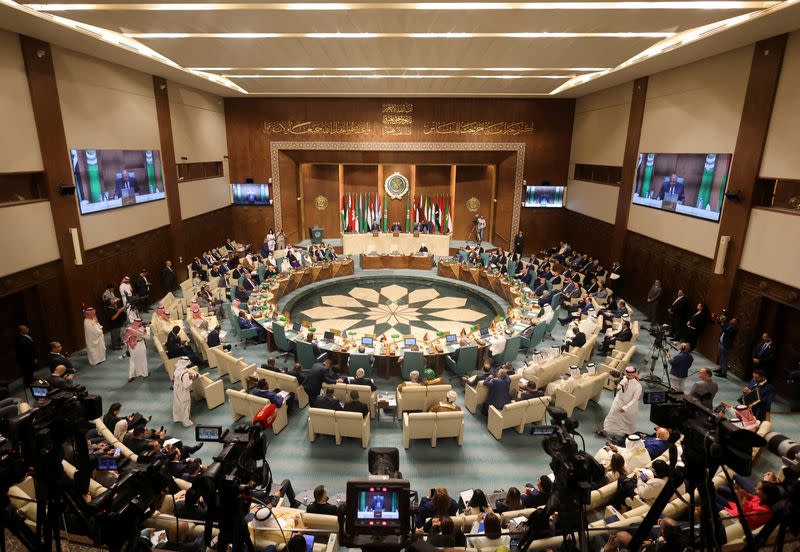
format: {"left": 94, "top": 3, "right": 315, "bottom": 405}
{"left": 262, "top": 121, "right": 372, "bottom": 136}
{"left": 423, "top": 121, "right": 535, "bottom": 136}
{"left": 382, "top": 103, "right": 414, "bottom": 113}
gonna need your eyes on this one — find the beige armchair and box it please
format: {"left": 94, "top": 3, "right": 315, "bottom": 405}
{"left": 190, "top": 369, "right": 225, "bottom": 410}
{"left": 225, "top": 388, "right": 288, "bottom": 434}
{"left": 307, "top": 408, "right": 370, "bottom": 448}
{"left": 154, "top": 338, "right": 179, "bottom": 381}
{"left": 402, "top": 411, "right": 464, "bottom": 448}
{"left": 487, "top": 396, "right": 550, "bottom": 440}
{"left": 464, "top": 374, "right": 520, "bottom": 414}
{"left": 255, "top": 367, "right": 309, "bottom": 409}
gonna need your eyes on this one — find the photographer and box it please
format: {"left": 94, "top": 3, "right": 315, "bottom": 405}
{"left": 667, "top": 342, "right": 693, "bottom": 392}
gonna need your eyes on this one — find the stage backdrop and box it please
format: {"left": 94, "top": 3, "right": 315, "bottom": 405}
{"left": 225, "top": 98, "right": 574, "bottom": 249}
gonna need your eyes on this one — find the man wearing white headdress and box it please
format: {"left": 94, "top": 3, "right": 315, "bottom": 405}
{"left": 124, "top": 318, "right": 150, "bottom": 382}
{"left": 83, "top": 307, "right": 106, "bottom": 365}
{"left": 172, "top": 357, "right": 198, "bottom": 427}
{"left": 602, "top": 365, "right": 642, "bottom": 437}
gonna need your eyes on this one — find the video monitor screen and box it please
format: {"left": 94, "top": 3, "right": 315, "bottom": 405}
{"left": 522, "top": 185, "right": 565, "bottom": 208}
{"left": 71, "top": 149, "right": 166, "bottom": 215}
{"left": 31, "top": 385, "right": 49, "bottom": 398}
{"left": 195, "top": 425, "right": 222, "bottom": 442}
{"left": 353, "top": 487, "right": 401, "bottom": 527}
{"left": 97, "top": 457, "right": 119, "bottom": 471}
{"left": 632, "top": 153, "right": 732, "bottom": 222}
{"left": 362, "top": 337, "right": 374, "bottom": 347}
{"left": 404, "top": 338, "right": 416, "bottom": 347}
{"left": 292, "top": 322, "right": 302, "bottom": 332}
{"left": 324, "top": 331, "right": 334, "bottom": 341}
{"left": 480, "top": 327, "right": 490, "bottom": 336}
{"left": 445, "top": 334, "right": 457, "bottom": 344}
{"left": 232, "top": 183, "right": 272, "bottom": 206}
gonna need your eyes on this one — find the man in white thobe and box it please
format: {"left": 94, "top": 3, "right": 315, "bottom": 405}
{"left": 119, "top": 276, "right": 133, "bottom": 307}
{"left": 172, "top": 357, "right": 198, "bottom": 427}
{"left": 602, "top": 365, "right": 642, "bottom": 437}
{"left": 124, "top": 318, "right": 150, "bottom": 382}
{"left": 83, "top": 307, "right": 106, "bottom": 365}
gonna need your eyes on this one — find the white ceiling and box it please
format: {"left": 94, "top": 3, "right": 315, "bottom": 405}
{"left": 1, "top": 0, "right": 800, "bottom": 97}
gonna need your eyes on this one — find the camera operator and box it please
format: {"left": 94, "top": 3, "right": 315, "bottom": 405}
{"left": 47, "top": 364, "right": 81, "bottom": 391}
{"left": 667, "top": 342, "right": 693, "bottom": 392}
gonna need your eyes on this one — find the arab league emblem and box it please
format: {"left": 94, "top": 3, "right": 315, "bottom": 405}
{"left": 466, "top": 197, "right": 481, "bottom": 213}
{"left": 384, "top": 172, "right": 410, "bottom": 199}
{"left": 314, "top": 195, "right": 329, "bottom": 211}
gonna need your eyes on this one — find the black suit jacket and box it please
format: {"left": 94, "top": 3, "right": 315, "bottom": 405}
{"left": 207, "top": 330, "right": 221, "bottom": 348}
{"left": 612, "top": 328, "right": 633, "bottom": 342}
{"left": 303, "top": 364, "right": 339, "bottom": 399}
{"left": 344, "top": 400, "right": 369, "bottom": 417}
{"left": 311, "top": 395, "right": 342, "bottom": 411}
{"left": 753, "top": 341, "right": 776, "bottom": 372}
{"left": 162, "top": 267, "right": 177, "bottom": 291}
{"left": 132, "top": 274, "right": 150, "bottom": 297}
{"left": 568, "top": 332, "right": 587, "bottom": 349}
{"left": 114, "top": 175, "right": 139, "bottom": 198}
{"left": 669, "top": 296, "right": 689, "bottom": 322}
{"left": 352, "top": 376, "right": 377, "bottom": 391}
{"left": 47, "top": 352, "right": 73, "bottom": 374}
{"left": 16, "top": 334, "right": 37, "bottom": 371}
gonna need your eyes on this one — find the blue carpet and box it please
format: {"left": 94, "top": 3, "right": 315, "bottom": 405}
{"left": 9, "top": 267, "right": 799, "bottom": 502}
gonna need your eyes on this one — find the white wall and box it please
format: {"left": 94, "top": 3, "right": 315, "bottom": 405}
{"left": 179, "top": 176, "right": 231, "bottom": 219}
{"left": 627, "top": 204, "right": 718, "bottom": 258}
{"left": 0, "top": 30, "right": 43, "bottom": 173}
{"left": 168, "top": 80, "right": 231, "bottom": 219}
{"left": 53, "top": 47, "right": 169, "bottom": 249}
{"left": 740, "top": 209, "right": 800, "bottom": 288}
{"left": 639, "top": 46, "right": 752, "bottom": 154}
{"left": 566, "top": 179, "right": 619, "bottom": 224}
{"left": 625, "top": 47, "right": 752, "bottom": 257}
{"left": 760, "top": 31, "right": 800, "bottom": 179}
{"left": 0, "top": 202, "right": 60, "bottom": 277}
{"left": 570, "top": 83, "right": 632, "bottom": 167}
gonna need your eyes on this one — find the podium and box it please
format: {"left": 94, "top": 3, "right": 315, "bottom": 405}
{"left": 310, "top": 226, "right": 324, "bottom": 244}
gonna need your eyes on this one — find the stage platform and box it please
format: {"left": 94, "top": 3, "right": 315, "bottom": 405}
{"left": 294, "top": 237, "right": 497, "bottom": 252}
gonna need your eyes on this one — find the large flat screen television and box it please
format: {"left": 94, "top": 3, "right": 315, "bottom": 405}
{"left": 523, "top": 185, "right": 565, "bottom": 208}
{"left": 632, "top": 153, "right": 732, "bottom": 222}
{"left": 232, "top": 183, "right": 272, "bottom": 206}
{"left": 71, "top": 149, "right": 166, "bottom": 215}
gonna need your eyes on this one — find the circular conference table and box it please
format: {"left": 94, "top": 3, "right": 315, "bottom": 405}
{"left": 244, "top": 257, "right": 548, "bottom": 378}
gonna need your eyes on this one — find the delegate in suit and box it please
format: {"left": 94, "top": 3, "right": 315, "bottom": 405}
{"left": 114, "top": 170, "right": 139, "bottom": 199}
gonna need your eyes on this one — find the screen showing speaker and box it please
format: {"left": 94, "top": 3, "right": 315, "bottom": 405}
{"left": 232, "top": 183, "right": 272, "bottom": 206}
{"left": 71, "top": 149, "right": 166, "bottom": 215}
{"left": 522, "top": 185, "right": 565, "bottom": 208}
{"left": 632, "top": 153, "right": 733, "bottom": 222}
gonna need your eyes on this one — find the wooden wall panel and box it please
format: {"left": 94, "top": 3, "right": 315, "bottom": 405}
{"left": 729, "top": 270, "right": 800, "bottom": 386}
{"left": 182, "top": 206, "right": 233, "bottom": 269}
{"left": 564, "top": 210, "right": 614, "bottom": 266}
{"left": 153, "top": 76, "right": 184, "bottom": 263}
{"left": 611, "top": 77, "right": 648, "bottom": 263}
{"left": 518, "top": 208, "right": 567, "bottom": 257}
{"left": 453, "top": 165, "right": 493, "bottom": 242}
{"left": 81, "top": 227, "right": 172, "bottom": 316}
{"left": 301, "top": 164, "right": 340, "bottom": 237}
{"left": 494, "top": 154, "right": 518, "bottom": 249}
{"left": 278, "top": 151, "right": 301, "bottom": 242}
{"left": 232, "top": 205, "right": 273, "bottom": 249}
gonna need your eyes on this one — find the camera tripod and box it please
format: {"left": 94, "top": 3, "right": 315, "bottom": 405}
{"left": 642, "top": 338, "right": 674, "bottom": 386}
{"left": 466, "top": 224, "right": 477, "bottom": 243}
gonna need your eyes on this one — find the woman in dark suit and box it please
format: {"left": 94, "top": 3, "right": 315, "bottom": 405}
{"left": 686, "top": 302, "right": 709, "bottom": 350}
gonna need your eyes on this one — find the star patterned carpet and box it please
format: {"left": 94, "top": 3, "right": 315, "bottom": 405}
{"left": 286, "top": 277, "right": 503, "bottom": 340}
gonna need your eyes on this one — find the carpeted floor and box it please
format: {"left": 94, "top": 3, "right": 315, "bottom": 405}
{"left": 8, "top": 266, "right": 798, "bottom": 505}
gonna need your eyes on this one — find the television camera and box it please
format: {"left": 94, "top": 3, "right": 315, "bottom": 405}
{"left": 627, "top": 384, "right": 766, "bottom": 551}
{"left": 520, "top": 406, "right": 602, "bottom": 551}
{"left": 1, "top": 384, "right": 180, "bottom": 552}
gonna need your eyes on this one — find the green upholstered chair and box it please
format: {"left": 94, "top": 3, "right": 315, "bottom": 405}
{"left": 401, "top": 351, "right": 425, "bottom": 380}
{"left": 257, "top": 265, "right": 266, "bottom": 281}
{"left": 348, "top": 353, "right": 374, "bottom": 378}
{"left": 297, "top": 340, "right": 326, "bottom": 371}
{"left": 271, "top": 321, "right": 295, "bottom": 361}
{"left": 545, "top": 306, "right": 561, "bottom": 338}
{"left": 445, "top": 345, "right": 478, "bottom": 376}
{"left": 550, "top": 292, "right": 562, "bottom": 307}
{"left": 507, "top": 261, "right": 517, "bottom": 279}
{"left": 458, "top": 250, "right": 467, "bottom": 262}
{"left": 500, "top": 335, "right": 522, "bottom": 364}
{"left": 480, "top": 253, "right": 490, "bottom": 267}
{"left": 229, "top": 311, "right": 259, "bottom": 347}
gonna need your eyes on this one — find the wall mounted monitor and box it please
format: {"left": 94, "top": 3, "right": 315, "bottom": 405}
{"left": 632, "top": 153, "right": 733, "bottom": 222}
{"left": 232, "top": 183, "right": 272, "bottom": 206}
{"left": 71, "top": 149, "right": 166, "bottom": 215}
{"left": 522, "top": 185, "right": 565, "bottom": 208}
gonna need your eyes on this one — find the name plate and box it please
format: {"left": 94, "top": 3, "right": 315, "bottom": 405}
{"left": 393, "top": 232, "right": 400, "bottom": 237}
{"left": 372, "top": 232, "right": 379, "bottom": 237}
{"left": 413, "top": 232, "right": 420, "bottom": 237}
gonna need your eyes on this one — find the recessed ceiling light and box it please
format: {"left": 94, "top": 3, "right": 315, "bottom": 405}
{"left": 188, "top": 66, "right": 609, "bottom": 72}
{"left": 125, "top": 31, "right": 674, "bottom": 38}
{"left": 24, "top": 1, "right": 780, "bottom": 10}
{"left": 225, "top": 73, "right": 571, "bottom": 79}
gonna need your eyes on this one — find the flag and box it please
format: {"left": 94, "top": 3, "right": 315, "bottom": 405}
{"left": 406, "top": 193, "right": 411, "bottom": 230}
{"left": 444, "top": 198, "right": 451, "bottom": 234}
{"left": 145, "top": 150, "right": 157, "bottom": 193}
{"left": 697, "top": 154, "right": 716, "bottom": 210}
{"left": 85, "top": 149, "right": 102, "bottom": 203}
{"left": 341, "top": 194, "right": 346, "bottom": 231}
{"left": 641, "top": 154, "right": 655, "bottom": 199}
{"left": 383, "top": 199, "right": 388, "bottom": 231}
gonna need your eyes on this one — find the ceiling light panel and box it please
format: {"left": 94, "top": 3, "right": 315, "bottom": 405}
{"left": 134, "top": 35, "right": 662, "bottom": 68}
{"left": 31, "top": 9, "right": 762, "bottom": 37}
